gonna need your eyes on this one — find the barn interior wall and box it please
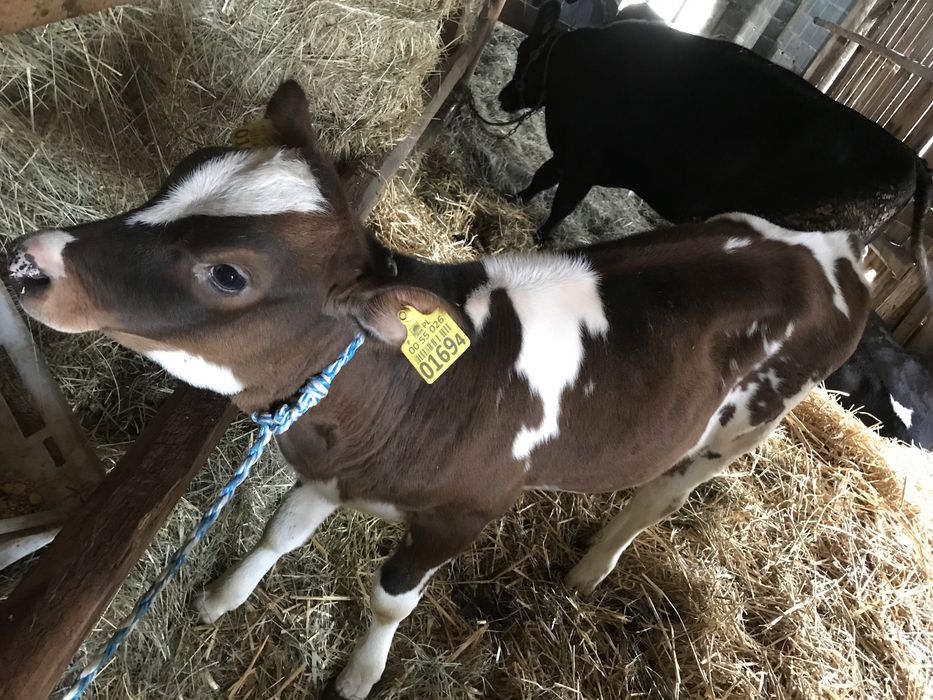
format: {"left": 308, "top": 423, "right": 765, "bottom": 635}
{"left": 708, "top": 0, "right": 849, "bottom": 73}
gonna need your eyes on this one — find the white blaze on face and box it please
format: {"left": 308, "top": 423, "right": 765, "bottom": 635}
{"left": 146, "top": 349, "right": 245, "bottom": 395}
{"left": 713, "top": 213, "right": 862, "bottom": 317}
{"left": 466, "top": 253, "right": 609, "bottom": 461}
{"left": 127, "top": 148, "right": 325, "bottom": 225}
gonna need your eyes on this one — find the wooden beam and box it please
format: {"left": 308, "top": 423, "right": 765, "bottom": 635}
{"left": 804, "top": 0, "right": 881, "bottom": 88}
{"left": 0, "top": 387, "right": 236, "bottom": 700}
{"left": 0, "top": 0, "right": 127, "bottom": 35}
{"left": 814, "top": 17, "right": 933, "bottom": 84}
{"left": 345, "top": 0, "right": 507, "bottom": 218}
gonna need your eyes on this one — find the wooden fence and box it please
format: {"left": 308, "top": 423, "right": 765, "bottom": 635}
{"left": 807, "top": 0, "right": 933, "bottom": 352}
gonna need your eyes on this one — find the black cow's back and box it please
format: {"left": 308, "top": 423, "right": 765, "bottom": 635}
{"left": 543, "top": 22, "right": 918, "bottom": 233}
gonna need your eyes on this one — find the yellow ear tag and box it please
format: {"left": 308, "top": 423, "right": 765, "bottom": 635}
{"left": 398, "top": 306, "right": 470, "bottom": 384}
{"left": 230, "top": 118, "right": 278, "bottom": 149}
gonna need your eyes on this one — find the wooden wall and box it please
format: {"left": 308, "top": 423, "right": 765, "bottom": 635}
{"left": 807, "top": 0, "right": 933, "bottom": 352}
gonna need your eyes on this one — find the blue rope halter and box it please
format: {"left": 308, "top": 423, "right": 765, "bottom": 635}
{"left": 62, "top": 333, "right": 365, "bottom": 699}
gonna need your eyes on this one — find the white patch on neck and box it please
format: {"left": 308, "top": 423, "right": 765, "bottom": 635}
{"left": 713, "top": 213, "right": 860, "bottom": 318}
{"left": 128, "top": 148, "right": 325, "bottom": 225}
{"left": 890, "top": 395, "right": 914, "bottom": 429}
{"left": 466, "top": 253, "right": 609, "bottom": 461}
{"left": 146, "top": 349, "right": 244, "bottom": 395}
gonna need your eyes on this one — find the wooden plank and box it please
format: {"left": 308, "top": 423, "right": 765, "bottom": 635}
{"left": 806, "top": 0, "right": 882, "bottom": 86}
{"left": 868, "top": 14, "right": 933, "bottom": 122}
{"left": 905, "top": 308, "right": 933, "bottom": 351}
{"left": 870, "top": 235, "right": 914, "bottom": 276}
{"left": 0, "top": 0, "right": 126, "bottom": 35}
{"left": 876, "top": 269, "right": 924, "bottom": 325}
{"left": 893, "top": 294, "right": 931, "bottom": 343}
{"left": 869, "top": 270, "right": 900, "bottom": 309}
{"left": 830, "top": 0, "right": 921, "bottom": 103}
{"left": 345, "top": 0, "right": 507, "bottom": 218}
{"left": 826, "top": 0, "right": 911, "bottom": 100}
{"left": 0, "top": 387, "right": 236, "bottom": 700}
{"left": 887, "top": 72, "right": 933, "bottom": 142}
{"left": 815, "top": 17, "right": 933, "bottom": 83}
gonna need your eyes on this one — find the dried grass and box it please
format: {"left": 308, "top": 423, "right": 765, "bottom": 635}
{"left": 1, "top": 9, "right": 932, "bottom": 700}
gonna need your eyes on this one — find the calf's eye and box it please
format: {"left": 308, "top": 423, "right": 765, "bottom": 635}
{"left": 210, "top": 264, "right": 247, "bottom": 293}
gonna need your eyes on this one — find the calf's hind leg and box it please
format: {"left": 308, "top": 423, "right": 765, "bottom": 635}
{"left": 195, "top": 480, "right": 337, "bottom": 623}
{"left": 566, "top": 420, "right": 782, "bottom": 593}
{"left": 323, "top": 508, "right": 489, "bottom": 700}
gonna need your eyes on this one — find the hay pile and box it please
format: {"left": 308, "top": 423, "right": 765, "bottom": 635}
{"left": 2, "top": 10, "right": 933, "bottom": 700}
{"left": 56, "top": 392, "right": 933, "bottom": 699}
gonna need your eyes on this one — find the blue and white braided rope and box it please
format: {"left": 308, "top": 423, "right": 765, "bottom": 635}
{"left": 62, "top": 334, "right": 365, "bottom": 700}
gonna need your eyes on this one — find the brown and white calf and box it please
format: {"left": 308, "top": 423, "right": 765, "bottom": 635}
{"left": 7, "top": 82, "right": 869, "bottom": 699}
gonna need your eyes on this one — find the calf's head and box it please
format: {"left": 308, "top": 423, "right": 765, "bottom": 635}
{"left": 6, "top": 81, "right": 450, "bottom": 410}
{"left": 498, "top": 1, "right": 562, "bottom": 112}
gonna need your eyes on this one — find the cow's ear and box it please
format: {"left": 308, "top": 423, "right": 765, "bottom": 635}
{"left": 534, "top": 1, "right": 562, "bottom": 34}
{"left": 351, "top": 286, "right": 468, "bottom": 347}
{"left": 265, "top": 80, "right": 352, "bottom": 211}
{"left": 264, "top": 80, "right": 321, "bottom": 151}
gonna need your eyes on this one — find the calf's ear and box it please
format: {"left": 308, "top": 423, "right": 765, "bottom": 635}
{"left": 534, "top": 1, "right": 561, "bottom": 34}
{"left": 265, "top": 79, "right": 351, "bottom": 211}
{"left": 351, "top": 287, "right": 469, "bottom": 347}
{"left": 264, "top": 80, "right": 321, "bottom": 151}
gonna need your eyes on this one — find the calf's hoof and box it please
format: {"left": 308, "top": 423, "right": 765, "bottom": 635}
{"left": 320, "top": 673, "right": 379, "bottom": 700}
{"left": 319, "top": 677, "right": 348, "bottom": 700}
{"left": 193, "top": 588, "right": 231, "bottom": 624}
{"left": 564, "top": 554, "right": 612, "bottom": 594}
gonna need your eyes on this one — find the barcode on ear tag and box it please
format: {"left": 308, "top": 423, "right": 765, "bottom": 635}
{"left": 398, "top": 306, "right": 470, "bottom": 384}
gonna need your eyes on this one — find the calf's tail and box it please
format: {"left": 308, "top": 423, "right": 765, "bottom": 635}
{"left": 913, "top": 157, "right": 933, "bottom": 299}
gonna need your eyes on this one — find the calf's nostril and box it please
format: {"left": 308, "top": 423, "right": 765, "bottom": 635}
{"left": 8, "top": 248, "right": 46, "bottom": 281}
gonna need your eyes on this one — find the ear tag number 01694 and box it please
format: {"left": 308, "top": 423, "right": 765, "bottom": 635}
{"left": 398, "top": 307, "right": 470, "bottom": 384}
{"left": 230, "top": 118, "right": 278, "bottom": 149}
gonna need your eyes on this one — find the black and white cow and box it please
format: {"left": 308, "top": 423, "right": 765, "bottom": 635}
{"left": 826, "top": 313, "right": 933, "bottom": 449}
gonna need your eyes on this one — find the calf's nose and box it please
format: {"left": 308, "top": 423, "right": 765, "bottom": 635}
{"left": 7, "top": 231, "right": 75, "bottom": 282}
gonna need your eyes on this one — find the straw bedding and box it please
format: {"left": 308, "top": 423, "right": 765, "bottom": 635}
{"left": 1, "top": 11, "right": 932, "bottom": 700}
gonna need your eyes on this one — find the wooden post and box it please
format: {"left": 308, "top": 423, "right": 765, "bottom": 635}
{"left": 814, "top": 17, "right": 933, "bottom": 84}
{"left": 0, "top": 387, "right": 236, "bottom": 700}
{"left": 345, "top": 0, "right": 507, "bottom": 218}
{"left": 0, "top": 0, "right": 127, "bottom": 35}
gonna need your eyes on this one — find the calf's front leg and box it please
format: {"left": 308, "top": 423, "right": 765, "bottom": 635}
{"left": 195, "top": 480, "right": 337, "bottom": 623}
{"left": 323, "top": 508, "right": 489, "bottom": 700}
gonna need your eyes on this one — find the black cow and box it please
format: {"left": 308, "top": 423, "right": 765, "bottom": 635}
{"left": 825, "top": 313, "right": 933, "bottom": 449}
{"left": 614, "top": 2, "right": 665, "bottom": 22}
{"left": 497, "top": 1, "right": 932, "bottom": 275}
